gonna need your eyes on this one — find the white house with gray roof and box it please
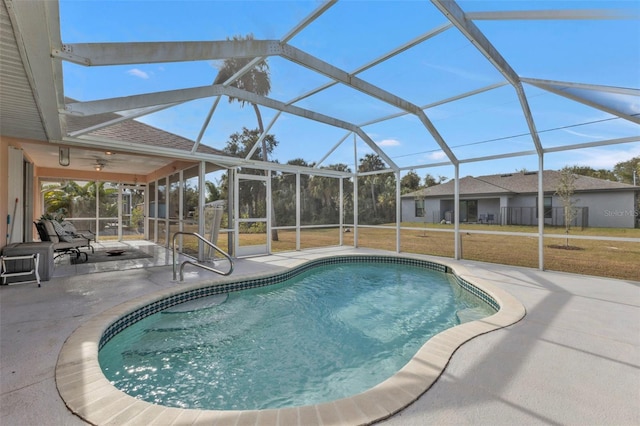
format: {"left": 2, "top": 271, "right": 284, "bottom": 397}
{"left": 402, "top": 170, "right": 639, "bottom": 228}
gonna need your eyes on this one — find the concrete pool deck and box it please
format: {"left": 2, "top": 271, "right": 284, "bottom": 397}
{"left": 1, "top": 244, "right": 638, "bottom": 425}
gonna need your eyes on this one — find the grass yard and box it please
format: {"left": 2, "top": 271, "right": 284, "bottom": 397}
{"left": 148, "top": 221, "right": 639, "bottom": 281}
{"left": 286, "top": 225, "right": 638, "bottom": 281}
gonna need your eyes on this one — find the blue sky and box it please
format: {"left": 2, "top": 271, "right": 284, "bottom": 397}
{"left": 60, "top": 0, "right": 639, "bottom": 181}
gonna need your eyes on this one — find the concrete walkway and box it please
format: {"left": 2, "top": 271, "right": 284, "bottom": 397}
{"left": 1, "top": 246, "right": 638, "bottom": 425}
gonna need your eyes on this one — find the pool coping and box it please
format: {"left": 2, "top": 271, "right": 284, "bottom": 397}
{"left": 55, "top": 254, "right": 526, "bottom": 426}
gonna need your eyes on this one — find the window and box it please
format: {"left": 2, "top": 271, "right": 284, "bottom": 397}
{"left": 415, "top": 199, "right": 424, "bottom": 217}
{"left": 536, "top": 196, "right": 552, "bottom": 219}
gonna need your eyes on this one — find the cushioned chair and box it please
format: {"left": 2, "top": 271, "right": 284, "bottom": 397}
{"left": 34, "top": 220, "right": 91, "bottom": 261}
{"left": 61, "top": 221, "right": 96, "bottom": 248}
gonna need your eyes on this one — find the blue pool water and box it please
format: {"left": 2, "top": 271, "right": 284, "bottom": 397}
{"left": 99, "top": 262, "right": 495, "bottom": 410}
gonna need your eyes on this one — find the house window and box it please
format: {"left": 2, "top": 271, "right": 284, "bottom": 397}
{"left": 415, "top": 199, "right": 425, "bottom": 217}
{"left": 536, "top": 196, "right": 552, "bottom": 219}
{"left": 459, "top": 200, "right": 478, "bottom": 222}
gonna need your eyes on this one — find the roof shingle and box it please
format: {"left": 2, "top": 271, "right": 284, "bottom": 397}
{"left": 404, "top": 170, "right": 638, "bottom": 198}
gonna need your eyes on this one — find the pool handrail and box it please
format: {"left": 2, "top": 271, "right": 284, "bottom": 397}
{"left": 172, "top": 231, "right": 234, "bottom": 281}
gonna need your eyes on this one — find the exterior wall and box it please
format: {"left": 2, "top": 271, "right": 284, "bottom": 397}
{"left": 1, "top": 138, "right": 8, "bottom": 246}
{"left": 507, "top": 195, "right": 535, "bottom": 208}
{"left": 400, "top": 198, "right": 414, "bottom": 222}
{"left": 425, "top": 199, "right": 440, "bottom": 222}
{"left": 400, "top": 197, "right": 439, "bottom": 223}
{"left": 403, "top": 190, "right": 638, "bottom": 228}
{"left": 580, "top": 192, "right": 637, "bottom": 228}
{"left": 477, "top": 199, "right": 500, "bottom": 222}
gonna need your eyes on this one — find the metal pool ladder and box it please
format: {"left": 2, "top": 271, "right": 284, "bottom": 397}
{"left": 172, "top": 232, "right": 234, "bottom": 282}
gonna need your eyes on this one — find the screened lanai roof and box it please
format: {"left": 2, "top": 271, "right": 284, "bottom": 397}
{"left": 3, "top": 0, "right": 639, "bottom": 177}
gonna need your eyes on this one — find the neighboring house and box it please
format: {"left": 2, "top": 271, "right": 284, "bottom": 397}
{"left": 402, "top": 170, "right": 639, "bottom": 229}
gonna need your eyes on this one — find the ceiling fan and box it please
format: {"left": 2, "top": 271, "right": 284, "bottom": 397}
{"left": 77, "top": 151, "right": 122, "bottom": 171}
{"left": 93, "top": 159, "right": 107, "bottom": 171}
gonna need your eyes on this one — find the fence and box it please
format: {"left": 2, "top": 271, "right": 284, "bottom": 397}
{"left": 500, "top": 206, "right": 588, "bottom": 229}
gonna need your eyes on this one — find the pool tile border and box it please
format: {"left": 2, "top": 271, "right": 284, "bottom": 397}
{"left": 56, "top": 254, "right": 525, "bottom": 426}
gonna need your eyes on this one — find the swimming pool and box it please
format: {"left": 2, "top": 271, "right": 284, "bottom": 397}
{"left": 56, "top": 254, "right": 525, "bottom": 425}
{"left": 98, "top": 261, "right": 496, "bottom": 410}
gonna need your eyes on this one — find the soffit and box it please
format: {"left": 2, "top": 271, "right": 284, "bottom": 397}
{"left": 0, "top": 0, "right": 47, "bottom": 142}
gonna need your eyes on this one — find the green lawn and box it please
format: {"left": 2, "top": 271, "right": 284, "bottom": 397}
{"left": 169, "top": 223, "right": 639, "bottom": 281}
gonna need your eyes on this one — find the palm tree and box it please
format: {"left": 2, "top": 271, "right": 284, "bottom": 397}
{"left": 214, "top": 33, "right": 277, "bottom": 239}
{"left": 358, "top": 154, "right": 386, "bottom": 219}
{"left": 43, "top": 181, "right": 94, "bottom": 218}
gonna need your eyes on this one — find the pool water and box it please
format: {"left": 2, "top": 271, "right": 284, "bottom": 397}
{"left": 99, "top": 262, "right": 494, "bottom": 410}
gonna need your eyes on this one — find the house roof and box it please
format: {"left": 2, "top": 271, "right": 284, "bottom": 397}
{"left": 404, "top": 170, "right": 639, "bottom": 198}
{"left": 66, "top": 106, "right": 225, "bottom": 157}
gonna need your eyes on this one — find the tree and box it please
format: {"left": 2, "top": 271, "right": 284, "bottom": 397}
{"left": 204, "top": 181, "right": 221, "bottom": 203}
{"left": 358, "top": 154, "right": 386, "bottom": 220}
{"left": 221, "top": 128, "right": 278, "bottom": 236}
{"left": 424, "top": 173, "right": 447, "bottom": 187}
{"left": 214, "top": 33, "right": 278, "bottom": 239}
{"left": 555, "top": 167, "right": 579, "bottom": 247}
{"left": 401, "top": 171, "right": 421, "bottom": 194}
{"left": 613, "top": 156, "right": 640, "bottom": 185}
{"left": 214, "top": 33, "right": 271, "bottom": 154}
{"left": 569, "top": 165, "right": 617, "bottom": 182}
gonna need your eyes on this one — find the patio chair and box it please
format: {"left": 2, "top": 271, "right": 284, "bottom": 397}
{"left": 60, "top": 221, "right": 96, "bottom": 249}
{"left": 34, "top": 220, "right": 91, "bottom": 262}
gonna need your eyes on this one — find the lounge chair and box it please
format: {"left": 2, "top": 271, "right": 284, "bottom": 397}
{"left": 34, "top": 220, "right": 92, "bottom": 262}
{"left": 60, "top": 221, "right": 96, "bottom": 248}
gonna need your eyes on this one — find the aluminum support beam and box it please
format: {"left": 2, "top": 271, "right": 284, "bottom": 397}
{"left": 358, "top": 81, "right": 509, "bottom": 127}
{"left": 352, "top": 128, "right": 399, "bottom": 170}
{"left": 414, "top": 111, "right": 459, "bottom": 165}
{"left": 281, "top": 45, "right": 420, "bottom": 114}
{"left": 543, "top": 136, "right": 640, "bottom": 154}
{"left": 280, "top": 0, "right": 337, "bottom": 43}
{"left": 56, "top": 36, "right": 457, "bottom": 168}
{"left": 522, "top": 78, "right": 640, "bottom": 125}
{"left": 245, "top": 111, "right": 281, "bottom": 160}
{"left": 396, "top": 170, "right": 401, "bottom": 253}
{"left": 466, "top": 9, "right": 633, "bottom": 20}
{"left": 69, "top": 103, "right": 179, "bottom": 137}
{"left": 194, "top": 96, "right": 221, "bottom": 152}
{"left": 431, "top": 0, "right": 544, "bottom": 155}
{"left": 64, "top": 85, "right": 361, "bottom": 137}
{"left": 53, "top": 40, "right": 282, "bottom": 66}
{"left": 453, "top": 165, "right": 460, "bottom": 260}
{"left": 537, "top": 155, "right": 545, "bottom": 271}
{"left": 431, "top": 1, "right": 518, "bottom": 85}
{"left": 66, "top": 83, "right": 401, "bottom": 171}
{"left": 62, "top": 134, "right": 351, "bottom": 178}
{"left": 280, "top": 44, "right": 458, "bottom": 165}
{"left": 285, "top": 23, "right": 452, "bottom": 106}
{"left": 315, "top": 132, "right": 352, "bottom": 168}
{"left": 522, "top": 78, "right": 640, "bottom": 96}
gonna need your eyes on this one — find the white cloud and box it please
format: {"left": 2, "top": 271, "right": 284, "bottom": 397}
{"left": 426, "top": 150, "right": 447, "bottom": 161}
{"left": 377, "top": 138, "right": 400, "bottom": 147}
{"left": 422, "top": 61, "right": 493, "bottom": 83}
{"left": 127, "top": 68, "right": 150, "bottom": 79}
{"left": 553, "top": 145, "right": 640, "bottom": 169}
{"left": 562, "top": 128, "right": 602, "bottom": 139}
